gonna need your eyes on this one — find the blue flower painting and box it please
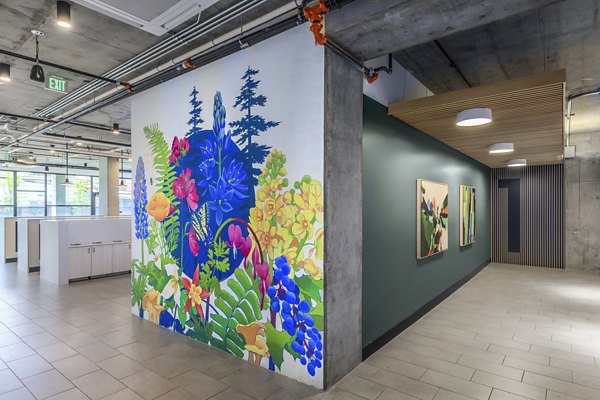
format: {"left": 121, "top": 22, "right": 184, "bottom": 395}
{"left": 131, "top": 66, "right": 325, "bottom": 384}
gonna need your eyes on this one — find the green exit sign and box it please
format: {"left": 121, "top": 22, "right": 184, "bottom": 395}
{"left": 45, "top": 75, "right": 68, "bottom": 93}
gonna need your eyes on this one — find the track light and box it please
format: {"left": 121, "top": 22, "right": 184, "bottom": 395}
{"left": 0, "top": 63, "right": 10, "bottom": 82}
{"left": 112, "top": 123, "right": 120, "bottom": 134}
{"left": 57, "top": 1, "right": 72, "bottom": 29}
{"left": 30, "top": 30, "right": 45, "bottom": 83}
{"left": 44, "top": 166, "right": 49, "bottom": 172}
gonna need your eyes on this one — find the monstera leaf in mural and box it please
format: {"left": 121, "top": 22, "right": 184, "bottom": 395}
{"left": 130, "top": 67, "right": 325, "bottom": 380}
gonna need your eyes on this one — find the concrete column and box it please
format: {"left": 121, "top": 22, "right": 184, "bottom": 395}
{"left": 98, "top": 157, "right": 119, "bottom": 216}
{"left": 323, "top": 47, "right": 363, "bottom": 388}
{"left": 50, "top": 175, "right": 66, "bottom": 216}
{"left": 565, "top": 130, "right": 600, "bottom": 271}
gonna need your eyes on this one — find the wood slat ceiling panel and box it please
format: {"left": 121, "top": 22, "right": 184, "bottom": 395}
{"left": 389, "top": 71, "right": 565, "bottom": 168}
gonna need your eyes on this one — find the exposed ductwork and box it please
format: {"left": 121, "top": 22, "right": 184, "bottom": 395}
{"left": 2, "top": 0, "right": 354, "bottom": 152}
{"left": 35, "top": 0, "right": 270, "bottom": 118}
{"left": 3, "top": 1, "right": 302, "bottom": 149}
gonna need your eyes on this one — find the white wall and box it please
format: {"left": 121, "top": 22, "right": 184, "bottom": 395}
{"left": 363, "top": 55, "right": 433, "bottom": 107}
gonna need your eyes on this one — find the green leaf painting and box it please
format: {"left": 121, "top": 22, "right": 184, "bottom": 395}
{"left": 460, "top": 185, "right": 476, "bottom": 246}
{"left": 417, "top": 180, "right": 449, "bottom": 259}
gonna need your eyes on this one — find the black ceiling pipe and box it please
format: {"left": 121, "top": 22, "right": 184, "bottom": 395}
{"left": 0, "top": 111, "right": 131, "bottom": 134}
{"left": 0, "top": 48, "right": 126, "bottom": 86}
{"left": 41, "top": 132, "right": 130, "bottom": 147}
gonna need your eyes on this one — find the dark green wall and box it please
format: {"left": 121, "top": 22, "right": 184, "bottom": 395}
{"left": 362, "top": 96, "right": 491, "bottom": 346}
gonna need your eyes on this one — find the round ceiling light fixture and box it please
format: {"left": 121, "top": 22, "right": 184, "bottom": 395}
{"left": 57, "top": 1, "right": 72, "bottom": 28}
{"left": 489, "top": 143, "right": 514, "bottom": 154}
{"left": 0, "top": 63, "right": 10, "bottom": 82}
{"left": 507, "top": 159, "right": 527, "bottom": 168}
{"left": 456, "top": 107, "right": 492, "bottom": 127}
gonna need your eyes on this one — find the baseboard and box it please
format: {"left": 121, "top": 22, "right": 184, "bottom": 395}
{"left": 362, "top": 259, "right": 491, "bottom": 360}
{"left": 4, "top": 258, "right": 17, "bottom": 263}
{"left": 29, "top": 266, "right": 40, "bottom": 273}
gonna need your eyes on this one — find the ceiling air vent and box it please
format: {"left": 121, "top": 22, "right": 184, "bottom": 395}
{"left": 73, "top": 0, "right": 219, "bottom": 35}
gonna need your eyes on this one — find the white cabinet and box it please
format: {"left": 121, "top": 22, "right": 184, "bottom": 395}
{"left": 91, "top": 244, "right": 113, "bottom": 276}
{"left": 112, "top": 242, "right": 131, "bottom": 273}
{"left": 68, "top": 246, "right": 92, "bottom": 279}
{"left": 67, "top": 242, "right": 130, "bottom": 282}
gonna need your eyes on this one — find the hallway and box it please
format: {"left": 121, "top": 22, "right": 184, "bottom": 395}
{"left": 329, "top": 264, "right": 600, "bottom": 400}
{"left": 1, "top": 263, "right": 600, "bottom": 399}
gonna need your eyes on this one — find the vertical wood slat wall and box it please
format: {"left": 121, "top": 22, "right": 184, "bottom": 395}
{"left": 491, "top": 165, "right": 565, "bottom": 269}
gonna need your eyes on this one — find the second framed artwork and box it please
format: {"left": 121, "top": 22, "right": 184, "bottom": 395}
{"left": 460, "top": 185, "right": 476, "bottom": 246}
{"left": 417, "top": 179, "right": 449, "bottom": 259}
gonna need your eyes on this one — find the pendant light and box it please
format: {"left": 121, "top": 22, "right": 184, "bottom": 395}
{"left": 118, "top": 156, "right": 126, "bottom": 187}
{"left": 61, "top": 147, "right": 73, "bottom": 185}
{"left": 30, "top": 30, "right": 45, "bottom": 83}
{"left": 112, "top": 123, "right": 120, "bottom": 134}
{"left": 0, "top": 63, "right": 10, "bottom": 82}
{"left": 56, "top": 1, "right": 72, "bottom": 28}
{"left": 456, "top": 108, "right": 492, "bottom": 127}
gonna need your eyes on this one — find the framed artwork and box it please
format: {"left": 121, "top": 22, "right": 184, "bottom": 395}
{"left": 417, "top": 179, "right": 449, "bottom": 259}
{"left": 460, "top": 185, "right": 476, "bottom": 246}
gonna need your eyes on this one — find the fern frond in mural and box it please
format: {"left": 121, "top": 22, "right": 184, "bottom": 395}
{"left": 211, "top": 267, "right": 262, "bottom": 358}
{"left": 144, "top": 124, "right": 180, "bottom": 253}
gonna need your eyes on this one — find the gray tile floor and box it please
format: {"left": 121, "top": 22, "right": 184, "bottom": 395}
{"left": 0, "top": 262, "right": 319, "bottom": 400}
{"left": 328, "top": 263, "right": 600, "bottom": 400}
{"left": 2, "top": 263, "right": 600, "bottom": 400}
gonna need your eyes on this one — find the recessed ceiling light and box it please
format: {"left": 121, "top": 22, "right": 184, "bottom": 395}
{"left": 0, "top": 63, "right": 10, "bottom": 82}
{"left": 489, "top": 143, "right": 514, "bottom": 154}
{"left": 57, "top": 1, "right": 72, "bottom": 28}
{"left": 507, "top": 159, "right": 527, "bottom": 167}
{"left": 456, "top": 108, "right": 492, "bottom": 127}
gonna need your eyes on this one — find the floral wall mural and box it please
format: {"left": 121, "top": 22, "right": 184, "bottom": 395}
{"left": 130, "top": 27, "right": 325, "bottom": 387}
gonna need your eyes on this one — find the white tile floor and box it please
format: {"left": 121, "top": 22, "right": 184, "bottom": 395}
{"left": 1, "top": 262, "right": 600, "bottom": 399}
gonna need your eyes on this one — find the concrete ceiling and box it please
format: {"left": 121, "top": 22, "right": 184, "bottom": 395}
{"left": 328, "top": 0, "right": 600, "bottom": 145}
{"left": 386, "top": 0, "right": 600, "bottom": 137}
{"left": 326, "top": 0, "right": 564, "bottom": 60}
{"left": 0, "top": 0, "right": 289, "bottom": 171}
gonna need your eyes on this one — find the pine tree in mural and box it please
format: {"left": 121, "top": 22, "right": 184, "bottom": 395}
{"left": 186, "top": 86, "right": 204, "bottom": 136}
{"left": 230, "top": 67, "right": 280, "bottom": 184}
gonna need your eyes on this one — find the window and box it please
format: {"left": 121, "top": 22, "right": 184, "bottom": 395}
{"left": 0, "top": 171, "right": 14, "bottom": 217}
{"left": 46, "top": 174, "right": 92, "bottom": 216}
{"left": 16, "top": 172, "right": 45, "bottom": 217}
{"left": 0, "top": 170, "right": 129, "bottom": 217}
